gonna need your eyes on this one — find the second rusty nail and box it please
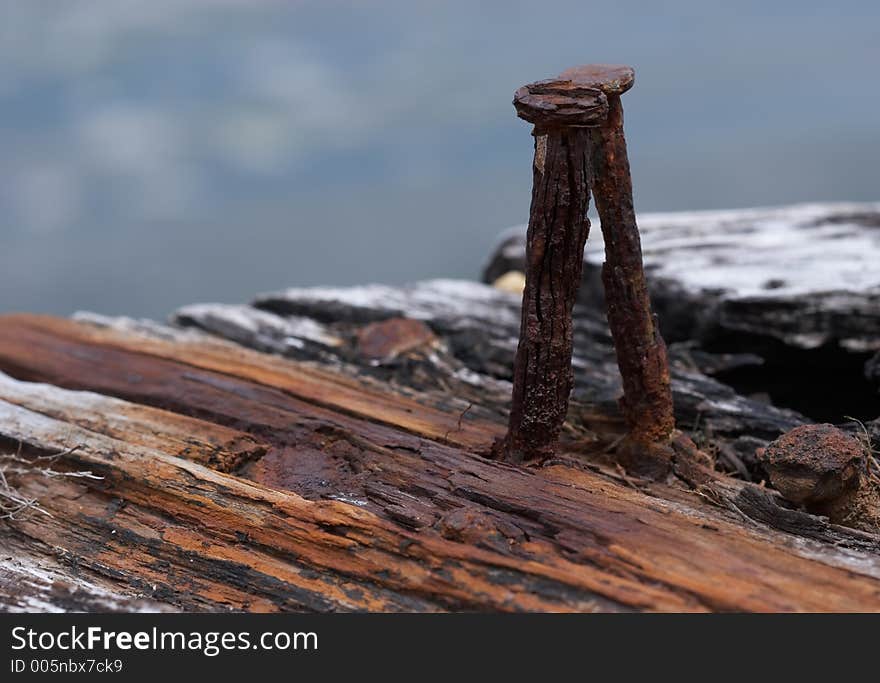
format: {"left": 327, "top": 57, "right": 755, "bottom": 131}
{"left": 566, "top": 65, "right": 675, "bottom": 475}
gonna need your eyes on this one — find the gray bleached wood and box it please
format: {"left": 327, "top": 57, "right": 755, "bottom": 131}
{"left": 0, "top": 534, "right": 172, "bottom": 613}
{"left": 485, "top": 202, "right": 880, "bottom": 350}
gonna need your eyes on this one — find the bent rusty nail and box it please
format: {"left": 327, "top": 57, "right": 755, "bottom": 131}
{"left": 564, "top": 65, "right": 675, "bottom": 475}
{"left": 496, "top": 74, "right": 607, "bottom": 464}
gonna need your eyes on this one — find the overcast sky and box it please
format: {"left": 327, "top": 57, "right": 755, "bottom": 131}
{"left": 2, "top": 0, "right": 878, "bottom": 318}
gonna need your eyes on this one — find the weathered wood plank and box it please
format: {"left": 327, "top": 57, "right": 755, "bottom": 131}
{"left": 2, "top": 319, "right": 880, "bottom": 612}
{"left": 0, "top": 373, "right": 267, "bottom": 473}
{"left": 4, "top": 313, "right": 500, "bottom": 451}
{"left": 0, "top": 380, "right": 656, "bottom": 611}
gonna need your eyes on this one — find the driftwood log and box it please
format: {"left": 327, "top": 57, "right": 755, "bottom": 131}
{"left": 2, "top": 203, "right": 880, "bottom": 612}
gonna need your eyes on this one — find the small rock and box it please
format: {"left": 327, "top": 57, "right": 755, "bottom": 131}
{"left": 759, "top": 423, "right": 880, "bottom": 533}
{"left": 759, "top": 423, "right": 864, "bottom": 506}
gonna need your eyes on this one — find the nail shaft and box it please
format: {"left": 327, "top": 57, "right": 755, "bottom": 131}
{"left": 588, "top": 96, "right": 675, "bottom": 448}
{"left": 502, "top": 127, "right": 593, "bottom": 463}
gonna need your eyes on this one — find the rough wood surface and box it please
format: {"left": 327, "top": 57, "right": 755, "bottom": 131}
{"left": 0, "top": 533, "right": 171, "bottom": 613}
{"left": 1, "top": 268, "right": 879, "bottom": 611}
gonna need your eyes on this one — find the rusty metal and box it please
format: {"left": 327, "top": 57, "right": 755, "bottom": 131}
{"left": 759, "top": 423, "right": 880, "bottom": 532}
{"left": 499, "top": 65, "right": 675, "bottom": 472}
{"left": 496, "top": 77, "right": 605, "bottom": 463}
{"left": 571, "top": 65, "right": 676, "bottom": 474}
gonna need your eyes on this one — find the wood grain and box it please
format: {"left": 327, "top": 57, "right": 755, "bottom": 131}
{"left": 1, "top": 310, "right": 879, "bottom": 612}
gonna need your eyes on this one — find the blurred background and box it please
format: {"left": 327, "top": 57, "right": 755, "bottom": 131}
{"left": 1, "top": 0, "right": 878, "bottom": 319}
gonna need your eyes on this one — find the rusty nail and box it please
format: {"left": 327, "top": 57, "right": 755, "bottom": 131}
{"left": 497, "top": 65, "right": 675, "bottom": 475}
{"left": 569, "top": 65, "right": 676, "bottom": 475}
{"left": 495, "top": 72, "right": 607, "bottom": 463}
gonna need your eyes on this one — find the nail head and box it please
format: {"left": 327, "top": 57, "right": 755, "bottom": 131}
{"left": 559, "top": 64, "right": 635, "bottom": 96}
{"left": 513, "top": 80, "right": 608, "bottom": 127}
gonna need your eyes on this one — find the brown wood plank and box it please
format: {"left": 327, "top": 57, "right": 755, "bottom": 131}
{"left": 1, "top": 316, "right": 880, "bottom": 611}
{"left": 0, "top": 314, "right": 500, "bottom": 450}
{"left": 0, "top": 372, "right": 267, "bottom": 472}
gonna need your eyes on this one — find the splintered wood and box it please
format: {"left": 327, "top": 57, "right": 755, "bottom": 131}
{"left": 1, "top": 284, "right": 880, "bottom": 611}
